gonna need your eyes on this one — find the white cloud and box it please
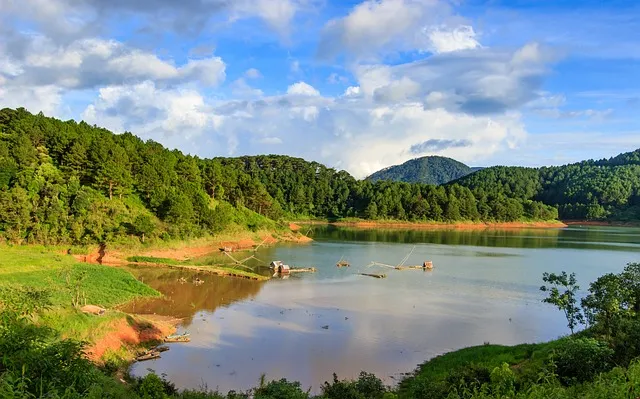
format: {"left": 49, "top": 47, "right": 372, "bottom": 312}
{"left": 423, "top": 25, "right": 480, "bottom": 53}
{"left": 352, "top": 43, "right": 554, "bottom": 114}
{"left": 0, "top": 85, "right": 61, "bottom": 116}
{"left": 231, "top": 78, "right": 264, "bottom": 98}
{"left": 317, "top": 0, "right": 483, "bottom": 60}
{"left": 1, "top": 36, "right": 226, "bottom": 90}
{"left": 3, "top": 0, "right": 312, "bottom": 42}
{"left": 82, "top": 81, "right": 222, "bottom": 145}
{"left": 244, "top": 68, "right": 262, "bottom": 79}
{"left": 287, "top": 81, "right": 320, "bottom": 96}
{"left": 318, "top": 0, "right": 432, "bottom": 59}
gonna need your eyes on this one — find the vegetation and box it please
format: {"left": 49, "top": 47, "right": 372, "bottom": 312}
{"left": 3, "top": 258, "right": 640, "bottom": 398}
{"left": 367, "top": 155, "right": 480, "bottom": 185}
{"left": 0, "top": 108, "right": 562, "bottom": 248}
{"left": 0, "top": 246, "right": 159, "bottom": 340}
{"left": 453, "top": 152, "right": 640, "bottom": 221}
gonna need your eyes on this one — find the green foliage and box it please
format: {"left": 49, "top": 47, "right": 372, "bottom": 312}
{"left": 254, "top": 378, "right": 309, "bottom": 399}
{"left": 540, "top": 272, "right": 584, "bottom": 333}
{"left": 367, "top": 156, "right": 478, "bottom": 185}
{"left": 453, "top": 153, "right": 640, "bottom": 221}
{"left": 0, "top": 107, "right": 568, "bottom": 246}
{"left": 552, "top": 338, "right": 614, "bottom": 385}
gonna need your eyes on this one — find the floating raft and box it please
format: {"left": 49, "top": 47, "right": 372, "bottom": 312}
{"left": 359, "top": 273, "right": 387, "bottom": 279}
{"left": 136, "top": 351, "right": 161, "bottom": 362}
{"left": 289, "top": 267, "right": 317, "bottom": 273}
{"left": 164, "top": 333, "right": 191, "bottom": 343}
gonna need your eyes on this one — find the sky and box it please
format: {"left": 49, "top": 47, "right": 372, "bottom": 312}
{"left": 1, "top": 0, "right": 639, "bottom": 178}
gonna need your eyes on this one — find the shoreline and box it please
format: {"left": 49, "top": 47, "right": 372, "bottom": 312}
{"left": 563, "top": 220, "right": 640, "bottom": 227}
{"left": 296, "top": 220, "right": 568, "bottom": 230}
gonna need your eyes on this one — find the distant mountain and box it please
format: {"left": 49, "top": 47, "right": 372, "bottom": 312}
{"left": 366, "top": 156, "right": 481, "bottom": 185}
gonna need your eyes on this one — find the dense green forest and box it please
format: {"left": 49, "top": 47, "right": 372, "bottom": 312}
{"left": 453, "top": 152, "right": 640, "bottom": 221}
{"left": 366, "top": 155, "right": 480, "bottom": 185}
{"left": 0, "top": 108, "right": 559, "bottom": 244}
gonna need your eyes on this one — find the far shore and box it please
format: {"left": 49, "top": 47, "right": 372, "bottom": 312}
{"left": 295, "top": 219, "right": 568, "bottom": 230}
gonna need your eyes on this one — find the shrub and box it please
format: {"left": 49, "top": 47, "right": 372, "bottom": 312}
{"left": 553, "top": 338, "right": 614, "bottom": 385}
{"left": 253, "top": 378, "right": 309, "bottom": 399}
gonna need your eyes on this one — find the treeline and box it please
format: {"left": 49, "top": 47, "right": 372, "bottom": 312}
{"left": 454, "top": 152, "right": 640, "bottom": 221}
{"left": 0, "top": 108, "right": 557, "bottom": 244}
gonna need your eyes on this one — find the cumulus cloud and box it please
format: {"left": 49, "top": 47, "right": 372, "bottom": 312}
{"left": 0, "top": 36, "right": 226, "bottom": 91}
{"left": 317, "top": 0, "right": 481, "bottom": 60}
{"left": 82, "top": 81, "right": 225, "bottom": 151}
{"left": 287, "top": 82, "right": 320, "bottom": 96}
{"left": 422, "top": 25, "right": 480, "bottom": 53}
{"left": 231, "top": 78, "right": 264, "bottom": 98}
{"left": 2, "top": 0, "right": 312, "bottom": 40}
{"left": 352, "top": 43, "right": 555, "bottom": 114}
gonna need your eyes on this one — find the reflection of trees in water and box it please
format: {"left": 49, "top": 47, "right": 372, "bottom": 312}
{"left": 119, "top": 266, "right": 264, "bottom": 324}
{"left": 314, "top": 226, "right": 640, "bottom": 251}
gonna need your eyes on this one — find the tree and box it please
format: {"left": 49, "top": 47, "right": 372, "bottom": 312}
{"left": 133, "top": 214, "right": 155, "bottom": 243}
{"left": 365, "top": 201, "right": 378, "bottom": 220}
{"left": 581, "top": 273, "right": 626, "bottom": 336}
{"left": 540, "top": 272, "right": 584, "bottom": 334}
{"left": 620, "top": 263, "right": 640, "bottom": 316}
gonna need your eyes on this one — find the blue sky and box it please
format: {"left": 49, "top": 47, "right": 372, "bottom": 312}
{"left": 1, "top": 0, "right": 639, "bottom": 177}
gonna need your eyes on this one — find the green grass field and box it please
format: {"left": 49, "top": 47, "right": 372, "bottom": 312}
{"left": 0, "top": 245, "right": 160, "bottom": 339}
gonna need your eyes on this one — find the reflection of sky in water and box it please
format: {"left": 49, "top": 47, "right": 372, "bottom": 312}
{"left": 130, "top": 227, "right": 640, "bottom": 393}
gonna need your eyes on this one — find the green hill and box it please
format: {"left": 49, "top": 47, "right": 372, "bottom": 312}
{"left": 366, "top": 156, "right": 480, "bottom": 185}
{"left": 452, "top": 151, "right": 640, "bottom": 221}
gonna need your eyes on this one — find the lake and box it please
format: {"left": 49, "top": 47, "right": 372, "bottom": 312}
{"left": 125, "top": 225, "right": 640, "bottom": 393}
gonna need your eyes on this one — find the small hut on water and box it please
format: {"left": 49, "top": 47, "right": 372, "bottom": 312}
{"left": 270, "top": 261, "right": 291, "bottom": 274}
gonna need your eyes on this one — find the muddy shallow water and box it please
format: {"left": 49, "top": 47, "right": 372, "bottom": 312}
{"left": 125, "top": 225, "right": 640, "bottom": 393}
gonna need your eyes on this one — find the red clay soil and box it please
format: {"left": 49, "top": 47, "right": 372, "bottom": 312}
{"left": 289, "top": 222, "right": 302, "bottom": 231}
{"left": 331, "top": 221, "right": 568, "bottom": 230}
{"left": 85, "top": 315, "right": 178, "bottom": 362}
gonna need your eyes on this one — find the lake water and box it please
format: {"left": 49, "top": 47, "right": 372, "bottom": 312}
{"left": 125, "top": 225, "right": 640, "bottom": 393}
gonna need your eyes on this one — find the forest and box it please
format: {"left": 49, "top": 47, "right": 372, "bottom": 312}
{"left": 453, "top": 153, "right": 640, "bottom": 221}
{"left": 3, "top": 107, "right": 639, "bottom": 246}
{"left": 0, "top": 108, "right": 561, "bottom": 245}
{"left": 366, "top": 155, "right": 479, "bottom": 185}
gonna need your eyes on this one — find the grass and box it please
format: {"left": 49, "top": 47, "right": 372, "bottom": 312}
{"left": 127, "top": 255, "right": 184, "bottom": 265}
{"left": 126, "top": 254, "right": 268, "bottom": 280}
{"left": 0, "top": 245, "right": 160, "bottom": 340}
{"left": 398, "top": 339, "right": 568, "bottom": 395}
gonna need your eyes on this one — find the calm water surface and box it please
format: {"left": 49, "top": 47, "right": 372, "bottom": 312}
{"left": 126, "top": 226, "right": 640, "bottom": 392}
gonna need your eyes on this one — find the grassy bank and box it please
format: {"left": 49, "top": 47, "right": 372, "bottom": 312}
{"left": 0, "top": 245, "right": 160, "bottom": 342}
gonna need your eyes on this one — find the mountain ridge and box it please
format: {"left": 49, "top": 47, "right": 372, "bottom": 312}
{"left": 366, "top": 156, "right": 481, "bottom": 185}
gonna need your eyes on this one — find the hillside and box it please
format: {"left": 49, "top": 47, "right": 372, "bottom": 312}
{"left": 452, "top": 152, "right": 640, "bottom": 221}
{"left": 367, "top": 156, "right": 479, "bottom": 185}
{"left": 0, "top": 108, "right": 562, "bottom": 245}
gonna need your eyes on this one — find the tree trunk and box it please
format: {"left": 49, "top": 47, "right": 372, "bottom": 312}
{"left": 108, "top": 181, "right": 113, "bottom": 200}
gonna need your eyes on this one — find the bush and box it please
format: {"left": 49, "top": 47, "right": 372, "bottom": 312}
{"left": 553, "top": 338, "right": 614, "bottom": 385}
{"left": 445, "top": 364, "right": 491, "bottom": 394}
{"left": 610, "top": 318, "right": 640, "bottom": 366}
{"left": 254, "top": 378, "right": 308, "bottom": 399}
